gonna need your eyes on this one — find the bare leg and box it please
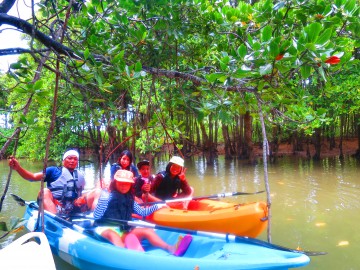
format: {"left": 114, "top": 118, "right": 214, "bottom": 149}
{"left": 101, "top": 229, "right": 125, "bottom": 247}
{"left": 85, "top": 188, "right": 101, "bottom": 211}
{"left": 39, "top": 188, "right": 57, "bottom": 214}
{"left": 131, "top": 228, "right": 173, "bottom": 252}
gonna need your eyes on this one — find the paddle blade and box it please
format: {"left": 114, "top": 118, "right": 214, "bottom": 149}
{"left": 10, "top": 194, "right": 26, "bottom": 206}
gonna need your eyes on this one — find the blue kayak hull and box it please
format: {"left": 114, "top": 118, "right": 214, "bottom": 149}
{"left": 24, "top": 205, "right": 310, "bottom": 270}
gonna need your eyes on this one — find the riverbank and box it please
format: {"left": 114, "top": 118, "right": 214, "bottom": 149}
{"left": 216, "top": 138, "right": 359, "bottom": 159}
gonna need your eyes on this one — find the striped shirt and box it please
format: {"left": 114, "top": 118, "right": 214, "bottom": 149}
{"left": 94, "top": 191, "right": 160, "bottom": 220}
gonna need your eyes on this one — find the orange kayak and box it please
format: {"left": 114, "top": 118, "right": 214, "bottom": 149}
{"left": 145, "top": 199, "right": 268, "bottom": 238}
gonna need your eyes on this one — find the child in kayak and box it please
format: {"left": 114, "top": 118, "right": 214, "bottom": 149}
{"left": 93, "top": 169, "right": 192, "bottom": 255}
{"left": 149, "top": 156, "right": 193, "bottom": 209}
{"left": 134, "top": 160, "right": 159, "bottom": 203}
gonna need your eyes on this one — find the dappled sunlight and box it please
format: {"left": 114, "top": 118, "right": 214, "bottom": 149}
{"left": 337, "top": 241, "right": 349, "bottom": 247}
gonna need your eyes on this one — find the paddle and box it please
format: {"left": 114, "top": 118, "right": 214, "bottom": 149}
{"left": 69, "top": 215, "right": 326, "bottom": 257}
{"left": 139, "top": 190, "right": 265, "bottom": 206}
{"left": 11, "top": 194, "right": 114, "bottom": 245}
{"left": 11, "top": 194, "right": 90, "bottom": 234}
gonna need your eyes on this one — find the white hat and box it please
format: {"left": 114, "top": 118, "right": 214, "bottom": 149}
{"left": 62, "top": 150, "right": 79, "bottom": 160}
{"left": 169, "top": 156, "right": 184, "bottom": 167}
{"left": 114, "top": 170, "right": 134, "bottom": 183}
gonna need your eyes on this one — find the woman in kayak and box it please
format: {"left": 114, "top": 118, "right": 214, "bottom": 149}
{"left": 150, "top": 156, "right": 193, "bottom": 202}
{"left": 93, "top": 169, "right": 192, "bottom": 255}
{"left": 110, "top": 150, "right": 139, "bottom": 181}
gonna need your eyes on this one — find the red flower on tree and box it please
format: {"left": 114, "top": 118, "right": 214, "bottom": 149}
{"left": 275, "top": 54, "right": 284, "bottom": 61}
{"left": 325, "top": 56, "right": 340, "bottom": 65}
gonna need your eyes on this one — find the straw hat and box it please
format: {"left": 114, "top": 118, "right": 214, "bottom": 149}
{"left": 169, "top": 156, "right": 184, "bottom": 167}
{"left": 114, "top": 170, "right": 134, "bottom": 183}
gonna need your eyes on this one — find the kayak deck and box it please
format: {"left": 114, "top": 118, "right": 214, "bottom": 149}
{"left": 146, "top": 199, "right": 268, "bottom": 237}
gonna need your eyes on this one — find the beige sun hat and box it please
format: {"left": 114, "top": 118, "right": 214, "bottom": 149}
{"left": 169, "top": 156, "right": 184, "bottom": 167}
{"left": 114, "top": 170, "right": 134, "bottom": 183}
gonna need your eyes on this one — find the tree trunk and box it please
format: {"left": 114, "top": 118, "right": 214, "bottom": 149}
{"left": 199, "top": 120, "right": 213, "bottom": 164}
{"left": 355, "top": 116, "right": 360, "bottom": 159}
{"left": 313, "top": 128, "right": 321, "bottom": 160}
{"left": 221, "top": 124, "right": 233, "bottom": 159}
{"left": 339, "top": 115, "right": 344, "bottom": 160}
{"left": 269, "top": 124, "right": 280, "bottom": 163}
{"left": 242, "top": 111, "right": 255, "bottom": 164}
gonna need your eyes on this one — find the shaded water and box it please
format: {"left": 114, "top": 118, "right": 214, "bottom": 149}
{"left": 1, "top": 155, "right": 359, "bottom": 269}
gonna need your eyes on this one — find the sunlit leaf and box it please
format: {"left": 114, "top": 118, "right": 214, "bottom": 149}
{"left": 84, "top": 48, "right": 90, "bottom": 60}
{"left": 237, "top": 44, "right": 247, "bottom": 58}
{"left": 304, "top": 22, "right": 322, "bottom": 43}
{"left": 33, "top": 80, "right": 43, "bottom": 91}
{"left": 317, "top": 28, "right": 332, "bottom": 45}
{"left": 261, "top": 25, "right": 272, "bottom": 43}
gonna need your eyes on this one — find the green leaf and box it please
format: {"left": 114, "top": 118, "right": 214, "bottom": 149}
{"left": 261, "top": 25, "right": 272, "bottom": 43}
{"left": 112, "top": 50, "right": 125, "bottom": 64}
{"left": 0, "top": 221, "right": 8, "bottom": 231}
{"left": 316, "top": 28, "right": 332, "bottom": 45}
{"left": 280, "top": 40, "right": 291, "bottom": 53}
{"left": 134, "top": 61, "right": 142, "bottom": 72}
{"left": 318, "top": 66, "right": 326, "bottom": 82}
{"left": 237, "top": 44, "right": 247, "bottom": 58}
{"left": 33, "top": 80, "right": 43, "bottom": 91}
{"left": 206, "top": 73, "right": 225, "bottom": 83}
{"left": 269, "top": 37, "right": 281, "bottom": 57}
{"left": 305, "top": 43, "right": 316, "bottom": 51}
{"left": 233, "top": 68, "right": 251, "bottom": 78}
{"left": 10, "top": 63, "right": 22, "bottom": 69}
{"left": 304, "top": 22, "right": 322, "bottom": 43}
{"left": 344, "top": 0, "right": 356, "bottom": 15}
{"left": 300, "top": 65, "right": 311, "bottom": 79}
{"left": 84, "top": 48, "right": 90, "bottom": 60}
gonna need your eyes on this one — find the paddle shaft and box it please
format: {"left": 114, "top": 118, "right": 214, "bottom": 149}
{"left": 140, "top": 190, "right": 265, "bottom": 206}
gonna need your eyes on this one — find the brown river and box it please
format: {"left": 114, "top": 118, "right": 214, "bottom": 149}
{"left": 1, "top": 155, "right": 359, "bottom": 269}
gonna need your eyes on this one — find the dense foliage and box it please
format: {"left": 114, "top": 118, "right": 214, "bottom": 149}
{"left": 0, "top": 0, "right": 359, "bottom": 162}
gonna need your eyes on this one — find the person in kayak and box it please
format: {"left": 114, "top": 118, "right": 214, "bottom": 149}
{"left": 133, "top": 160, "right": 158, "bottom": 203}
{"left": 93, "top": 169, "right": 192, "bottom": 255}
{"left": 149, "top": 156, "right": 193, "bottom": 202}
{"left": 8, "top": 149, "right": 100, "bottom": 215}
{"left": 110, "top": 150, "right": 139, "bottom": 181}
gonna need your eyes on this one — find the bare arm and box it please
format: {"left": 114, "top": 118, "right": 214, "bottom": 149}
{"left": 8, "top": 157, "right": 43, "bottom": 181}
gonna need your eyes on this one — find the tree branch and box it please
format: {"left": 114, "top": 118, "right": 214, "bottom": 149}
{"left": 0, "top": 0, "right": 16, "bottom": 14}
{"left": 0, "top": 13, "right": 82, "bottom": 59}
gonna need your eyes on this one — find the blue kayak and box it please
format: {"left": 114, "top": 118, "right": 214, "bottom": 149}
{"left": 23, "top": 203, "right": 310, "bottom": 270}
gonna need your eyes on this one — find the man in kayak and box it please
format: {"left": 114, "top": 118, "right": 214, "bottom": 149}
{"left": 8, "top": 149, "right": 100, "bottom": 216}
{"left": 93, "top": 169, "right": 192, "bottom": 255}
{"left": 149, "top": 156, "right": 193, "bottom": 203}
